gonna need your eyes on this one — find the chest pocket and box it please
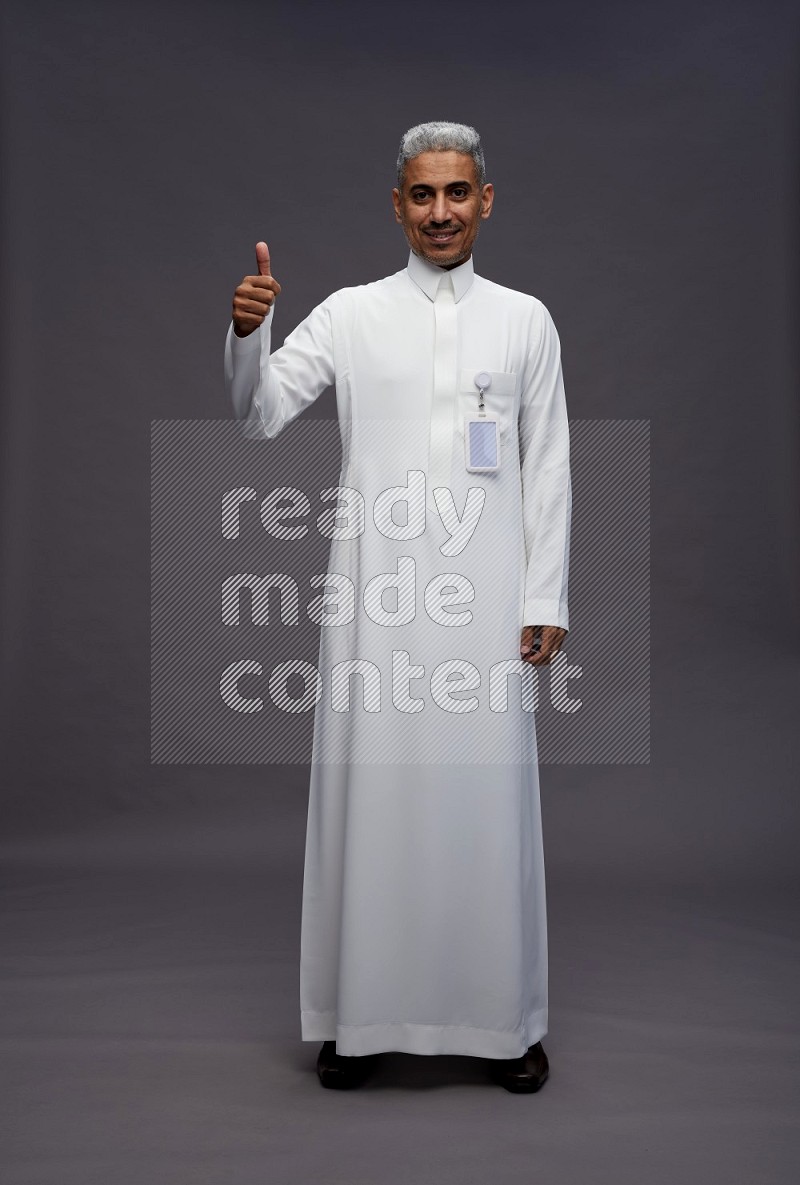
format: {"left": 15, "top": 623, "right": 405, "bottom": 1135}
{"left": 457, "top": 369, "right": 519, "bottom": 440}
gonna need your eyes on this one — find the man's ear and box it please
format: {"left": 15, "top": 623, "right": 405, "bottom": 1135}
{"left": 392, "top": 187, "right": 403, "bottom": 224}
{"left": 480, "top": 183, "right": 495, "bottom": 220}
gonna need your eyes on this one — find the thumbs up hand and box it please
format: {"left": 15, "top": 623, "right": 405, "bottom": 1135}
{"left": 232, "top": 241, "right": 282, "bottom": 337}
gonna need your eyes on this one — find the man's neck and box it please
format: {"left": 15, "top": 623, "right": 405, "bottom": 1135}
{"left": 440, "top": 252, "right": 472, "bottom": 272}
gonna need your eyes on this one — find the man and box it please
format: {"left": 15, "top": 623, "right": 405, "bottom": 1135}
{"left": 225, "top": 122, "right": 571, "bottom": 1093}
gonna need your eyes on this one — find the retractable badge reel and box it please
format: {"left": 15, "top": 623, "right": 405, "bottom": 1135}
{"left": 465, "top": 371, "right": 500, "bottom": 472}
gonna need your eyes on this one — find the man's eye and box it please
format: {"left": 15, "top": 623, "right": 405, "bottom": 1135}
{"left": 452, "top": 188, "right": 467, "bottom": 198}
{"left": 412, "top": 192, "right": 429, "bottom": 202}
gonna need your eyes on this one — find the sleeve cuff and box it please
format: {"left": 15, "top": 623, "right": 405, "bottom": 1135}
{"left": 522, "top": 597, "right": 569, "bottom": 631}
{"left": 229, "top": 309, "right": 273, "bottom": 355}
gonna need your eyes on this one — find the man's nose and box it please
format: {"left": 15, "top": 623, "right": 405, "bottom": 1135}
{"left": 430, "top": 193, "right": 452, "bottom": 223}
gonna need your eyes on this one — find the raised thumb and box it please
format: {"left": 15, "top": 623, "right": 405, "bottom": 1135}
{"left": 255, "top": 240, "right": 271, "bottom": 277}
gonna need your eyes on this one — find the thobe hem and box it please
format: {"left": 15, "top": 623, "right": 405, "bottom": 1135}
{"left": 300, "top": 1009, "right": 548, "bottom": 1059}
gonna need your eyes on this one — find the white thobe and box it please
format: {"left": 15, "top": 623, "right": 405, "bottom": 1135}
{"left": 224, "top": 249, "right": 571, "bottom": 1058}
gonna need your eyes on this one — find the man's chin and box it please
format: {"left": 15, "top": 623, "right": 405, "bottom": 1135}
{"left": 418, "top": 243, "right": 468, "bottom": 269}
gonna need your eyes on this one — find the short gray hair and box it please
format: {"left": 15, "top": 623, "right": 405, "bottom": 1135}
{"left": 396, "top": 121, "right": 486, "bottom": 189}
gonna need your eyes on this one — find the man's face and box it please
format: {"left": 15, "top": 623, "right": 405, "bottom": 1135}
{"left": 392, "top": 150, "right": 494, "bottom": 269}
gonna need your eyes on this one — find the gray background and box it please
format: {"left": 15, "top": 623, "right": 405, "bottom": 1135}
{"left": 1, "top": 0, "right": 798, "bottom": 1182}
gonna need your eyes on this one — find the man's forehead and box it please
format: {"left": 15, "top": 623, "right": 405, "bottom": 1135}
{"left": 403, "top": 150, "right": 479, "bottom": 187}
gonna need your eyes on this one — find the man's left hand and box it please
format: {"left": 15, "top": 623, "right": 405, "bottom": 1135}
{"left": 520, "top": 625, "right": 567, "bottom": 666}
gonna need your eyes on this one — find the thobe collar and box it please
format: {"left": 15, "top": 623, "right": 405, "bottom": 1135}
{"left": 406, "top": 249, "right": 475, "bottom": 304}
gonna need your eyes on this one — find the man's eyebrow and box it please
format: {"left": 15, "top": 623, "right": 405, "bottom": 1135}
{"left": 409, "top": 180, "right": 474, "bottom": 190}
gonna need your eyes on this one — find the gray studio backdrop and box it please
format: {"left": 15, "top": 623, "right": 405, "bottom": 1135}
{"left": 1, "top": 0, "right": 796, "bottom": 860}
{"left": 0, "top": 2, "right": 799, "bottom": 1180}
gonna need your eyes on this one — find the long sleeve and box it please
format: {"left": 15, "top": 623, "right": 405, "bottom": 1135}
{"left": 224, "top": 296, "right": 336, "bottom": 440}
{"left": 518, "top": 300, "right": 572, "bottom": 630}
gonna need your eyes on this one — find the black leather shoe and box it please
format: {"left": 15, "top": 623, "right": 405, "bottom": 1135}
{"left": 316, "top": 1041, "right": 379, "bottom": 1089}
{"left": 491, "top": 1042, "right": 550, "bottom": 1093}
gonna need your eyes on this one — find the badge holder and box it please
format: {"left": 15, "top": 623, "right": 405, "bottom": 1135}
{"left": 465, "top": 371, "right": 500, "bottom": 473}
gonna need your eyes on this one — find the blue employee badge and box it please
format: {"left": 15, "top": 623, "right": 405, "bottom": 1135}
{"left": 465, "top": 371, "right": 500, "bottom": 472}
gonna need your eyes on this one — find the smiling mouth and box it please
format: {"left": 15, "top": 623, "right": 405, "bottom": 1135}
{"left": 424, "top": 229, "right": 459, "bottom": 241}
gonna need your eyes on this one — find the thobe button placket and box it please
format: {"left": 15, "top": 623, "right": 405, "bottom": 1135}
{"left": 428, "top": 272, "right": 457, "bottom": 515}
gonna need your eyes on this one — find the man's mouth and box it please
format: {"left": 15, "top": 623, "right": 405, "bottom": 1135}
{"left": 424, "top": 229, "right": 459, "bottom": 242}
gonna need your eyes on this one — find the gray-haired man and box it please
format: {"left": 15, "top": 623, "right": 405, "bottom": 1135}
{"left": 226, "top": 122, "right": 571, "bottom": 1092}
